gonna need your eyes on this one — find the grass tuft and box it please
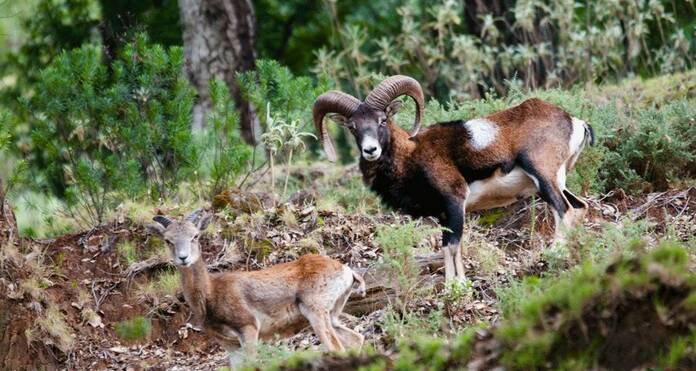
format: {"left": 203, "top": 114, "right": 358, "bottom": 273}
{"left": 115, "top": 316, "right": 152, "bottom": 343}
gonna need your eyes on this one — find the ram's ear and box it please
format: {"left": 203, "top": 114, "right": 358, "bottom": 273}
{"left": 147, "top": 223, "right": 166, "bottom": 236}
{"left": 385, "top": 100, "right": 403, "bottom": 117}
{"left": 328, "top": 113, "right": 349, "bottom": 126}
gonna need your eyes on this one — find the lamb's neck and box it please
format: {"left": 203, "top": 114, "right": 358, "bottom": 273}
{"left": 360, "top": 122, "right": 415, "bottom": 186}
{"left": 179, "top": 257, "right": 210, "bottom": 327}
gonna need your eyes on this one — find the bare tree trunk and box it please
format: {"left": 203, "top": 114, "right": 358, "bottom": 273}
{"left": 179, "top": 0, "right": 260, "bottom": 143}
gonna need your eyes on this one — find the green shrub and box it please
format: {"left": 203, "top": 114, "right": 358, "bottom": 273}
{"left": 117, "top": 241, "right": 139, "bottom": 266}
{"left": 495, "top": 241, "right": 695, "bottom": 369}
{"left": 138, "top": 269, "right": 180, "bottom": 301}
{"left": 23, "top": 34, "right": 197, "bottom": 224}
{"left": 382, "top": 305, "right": 446, "bottom": 346}
{"left": 317, "top": 0, "right": 696, "bottom": 101}
{"left": 600, "top": 99, "right": 696, "bottom": 192}
{"left": 238, "top": 59, "right": 331, "bottom": 164}
{"left": 375, "top": 221, "right": 439, "bottom": 306}
{"left": 204, "top": 79, "right": 252, "bottom": 197}
{"left": 0, "top": 108, "right": 28, "bottom": 202}
{"left": 115, "top": 316, "right": 152, "bottom": 343}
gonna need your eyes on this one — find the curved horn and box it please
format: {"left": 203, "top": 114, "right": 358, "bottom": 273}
{"left": 312, "top": 91, "right": 360, "bottom": 162}
{"left": 364, "top": 75, "right": 425, "bottom": 137}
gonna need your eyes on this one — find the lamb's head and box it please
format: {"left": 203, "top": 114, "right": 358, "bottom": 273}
{"left": 313, "top": 75, "right": 424, "bottom": 162}
{"left": 148, "top": 209, "right": 212, "bottom": 267}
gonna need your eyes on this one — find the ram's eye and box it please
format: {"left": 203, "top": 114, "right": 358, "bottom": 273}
{"left": 165, "top": 239, "right": 173, "bottom": 245}
{"left": 379, "top": 119, "right": 387, "bottom": 127}
{"left": 193, "top": 234, "right": 199, "bottom": 240}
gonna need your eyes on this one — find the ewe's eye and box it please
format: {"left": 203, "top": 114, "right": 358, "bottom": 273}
{"left": 192, "top": 234, "right": 200, "bottom": 241}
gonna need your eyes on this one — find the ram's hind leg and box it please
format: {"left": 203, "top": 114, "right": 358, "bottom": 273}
{"left": 561, "top": 189, "right": 588, "bottom": 229}
{"left": 519, "top": 154, "right": 572, "bottom": 244}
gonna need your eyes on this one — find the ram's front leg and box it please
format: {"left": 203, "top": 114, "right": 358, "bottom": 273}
{"left": 427, "top": 160, "right": 469, "bottom": 282}
{"left": 443, "top": 195, "right": 467, "bottom": 281}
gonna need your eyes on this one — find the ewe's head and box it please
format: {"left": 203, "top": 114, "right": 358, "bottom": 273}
{"left": 148, "top": 209, "right": 212, "bottom": 267}
{"left": 313, "top": 75, "right": 424, "bottom": 162}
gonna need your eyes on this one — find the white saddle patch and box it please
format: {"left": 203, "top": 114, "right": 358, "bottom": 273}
{"left": 465, "top": 118, "right": 499, "bottom": 150}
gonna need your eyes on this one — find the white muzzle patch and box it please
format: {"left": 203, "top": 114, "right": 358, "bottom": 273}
{"left": 361, "top": 136, "right": 381, "bottom": 161}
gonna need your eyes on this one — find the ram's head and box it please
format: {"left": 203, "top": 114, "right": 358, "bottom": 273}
{"left": 313, "top": 75, "right": 424, "bottom": 162}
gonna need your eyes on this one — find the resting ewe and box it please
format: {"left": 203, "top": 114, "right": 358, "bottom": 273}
{"left": 148, "top": 210, "right": 365, "bottom": 367}
{"left": 313, "top": 75, "right": 593, "bottom": 281}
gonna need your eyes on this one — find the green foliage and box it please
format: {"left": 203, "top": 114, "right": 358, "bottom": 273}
{"left": 658, "top": 330, "right": 696, "bottom": 368}
{"left": 115, "top": 316, "right": 152, "bottom": 343}
{"left": 1, "top": 0, "right": 182, "bottom": 107}
{"left": 0, "top": 108, "right": 29, "bottom": 200}
{"left": 382, "top": 306, "right": 446, "bottom": 348}
{"left": 117, "top": 241, "right": 139, "bottom": 266}
{"left": 138, "top": 269, "right": 180, "bottom": 302}
{"left": 317, "top": 0, "right": 696, "bottom": 100}
{"left": 239, "top": 59, "right": 326, "bottom": 195}
{"left": 238, "top": 342, "right": 295, "bottom": 370}
{"left": 0, "top": 0, "right": 100, "bottom": 97}
{"left": 600, "top": 99, "right": 696, "bottom": 192}
{"left": 544, "top": 218, "right": 653, "bottom": 271}
{"left": 23, "top": 34, "right": 197, "bottom": 225}
{"left": 239, "top": 59, "right": 330, "bottom": 126}
{"left": 204, "top": 79, "right": 252, "bottom": 197}
{"left": 269, "top": 242, "right": 692, "bottom": 371}
{"left": 318, "top": 175, "right": 382, "bottom": 214}
{"left": 375, "top": 221, "right": 439, "bottom": 305}
{"left": 495, "top": 241, "right": 695, "bottom": 369}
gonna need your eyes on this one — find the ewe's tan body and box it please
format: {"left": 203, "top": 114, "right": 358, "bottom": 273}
{"left": 149, "top": 210, "right": 364, "bottom": 368}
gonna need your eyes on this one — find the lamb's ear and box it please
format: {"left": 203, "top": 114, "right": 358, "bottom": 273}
{"left": 386, "top": 100, "right": 403, "bottom": 117}
{"left": 153, "top": 215, "right": 172, "bottom": 228}
{"left": 147, "top": 222, "right": 166, "bottom": 236}
{"left": 197, "top": 213, "right": 213, "bottom": 231}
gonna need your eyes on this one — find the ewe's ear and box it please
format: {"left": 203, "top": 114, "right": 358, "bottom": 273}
{"left": 153, "top": 215, "right": 172, "bottom": 228}
{"left": 328, "top": 113, "right": 349, "bottom": 126}
{"left": 197, "top": 213, "right": 213, "bottom": 231}
{"left": 147, "top": 223, "right": 166, "bottom": 236}
{"left": 386, "top": 100, "right": 403, "bottom": 117}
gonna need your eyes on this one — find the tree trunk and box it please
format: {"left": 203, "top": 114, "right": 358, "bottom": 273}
{"left": 178, "top": 0, "right": 260, "bottom": 143}
{"left": 0, "top": 181, "right": 17, "bottom": 246}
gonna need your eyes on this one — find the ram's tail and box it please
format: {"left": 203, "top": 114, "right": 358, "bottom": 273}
{"left": 585, "top": 121, "right": 595, "bottom": 146}
{"left": 352, "top": 270, "right": 366, "bottom": 297}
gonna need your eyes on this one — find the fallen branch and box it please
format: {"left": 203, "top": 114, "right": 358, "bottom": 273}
{"left": 346, "top": 253, "right": 444, "bottom": 315}
{"left": 124, "top": 255, "right": 172, "bottom": 279}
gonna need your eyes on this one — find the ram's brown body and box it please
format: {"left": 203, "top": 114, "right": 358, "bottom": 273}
{"left": 314, "top": 75, "right": 593, "bottom": 281}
